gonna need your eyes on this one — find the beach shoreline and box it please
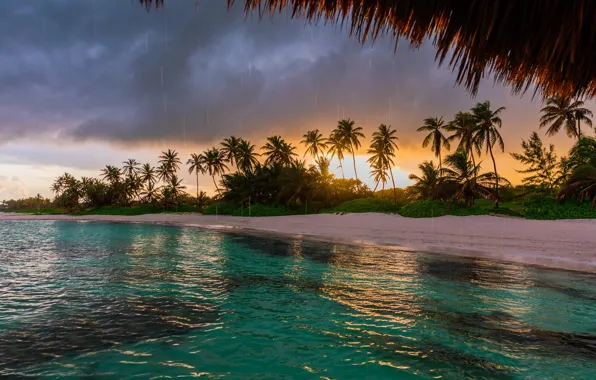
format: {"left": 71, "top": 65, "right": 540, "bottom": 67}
{"left": 2, "top": 212, "right": 596, "bottom": 273}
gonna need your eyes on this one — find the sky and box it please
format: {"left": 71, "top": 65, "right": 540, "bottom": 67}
{"left": 0, "top": 0, "right": 592, "bottom": 200}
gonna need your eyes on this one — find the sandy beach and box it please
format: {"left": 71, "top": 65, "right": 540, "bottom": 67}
{"left": 2, "top": 212, "right": 596, "bottom": 273}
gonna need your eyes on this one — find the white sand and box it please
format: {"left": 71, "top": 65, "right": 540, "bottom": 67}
{"left": 2, "top": 212, "right": 596, "bottom": 273}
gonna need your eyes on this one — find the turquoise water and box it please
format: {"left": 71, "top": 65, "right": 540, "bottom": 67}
{"left": 1, "top": 221, "right": 595, "bottom": 379}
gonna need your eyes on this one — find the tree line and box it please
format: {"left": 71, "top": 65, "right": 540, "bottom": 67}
{"left": 3, "top": 96, "right": 595, "bottom": 214}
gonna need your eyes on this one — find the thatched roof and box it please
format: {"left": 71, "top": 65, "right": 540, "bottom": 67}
{"left": 139, "top": 0, "right": 596, "bottom": 99}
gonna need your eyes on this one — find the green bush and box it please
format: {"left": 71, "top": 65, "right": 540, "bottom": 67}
{"left": 522, "top": 197, "right": 596, "bottom": 220}
{"left": 322, "top": 197, "right": 401, "bottom": 214}
{"left": 9, "top": 208, "right": 64, "bottom": 215}
{"left": 398, "top": 200, "right": 447, "bottom": 218}
{"left": 232, "top": 204, "right": 295, "bottom": 217}
{"left": 399, "top": 200, "right": 490, "bottom": 218}
{"left": 74, "top": 205, "right": 161, "bottom": 216}
{"left": 202, "top": 202, "right": 238, "bottom": 216}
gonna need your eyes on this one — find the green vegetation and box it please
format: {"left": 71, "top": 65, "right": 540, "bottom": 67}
{"left": 322, "top": 198, "right": 400, "bottom": 214}
{"left": 3, "top": 98, "right": 596, "bottom": 220}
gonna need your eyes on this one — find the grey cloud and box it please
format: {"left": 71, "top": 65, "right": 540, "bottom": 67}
{"left": 0, "top": 0, "right": 544, "bottom": 151}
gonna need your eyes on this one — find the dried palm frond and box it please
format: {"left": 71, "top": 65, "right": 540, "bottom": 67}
{"left": 139, "top": 0, "right": 596, "bottom": 99}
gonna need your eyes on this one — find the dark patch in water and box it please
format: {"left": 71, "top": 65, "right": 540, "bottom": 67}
{"left": 535, "top": 279, "right": 596, "bottom": 302}
{"left": 0, "top": 297, "right": 219, "bottom": 375}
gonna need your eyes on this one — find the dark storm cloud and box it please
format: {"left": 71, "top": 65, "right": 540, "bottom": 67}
{"left": 0, "top": 0, "right": 518, "bottom": 146}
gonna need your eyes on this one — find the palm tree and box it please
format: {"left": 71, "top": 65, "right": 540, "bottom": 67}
{"left": 370, "top": 124, "right": 399, "bottom": 202}
{"left": 408, "top": 161, "right": 441, "bottom": 200}
{"left": 300, "top": 129, "right": 328, "bottom": 159}
{"left": 472, "top": 101, "right": 506, "bottom": 208}
{"left": 139, "top": 163, "right": 157, "bottom": 187}
{"left": 158, "top": 149, "right": 182, "bottom": 180}
{"left": 141, "top": 181, "right": 160, "bottom": 204}
{"left": 540, "top": 95, "right": 594, "bottom": 139}
{"left": 187, "top": 153, "right": 206, "bottom": 199}
{"left": 370, "top": 161, "right": 389, "bottom": 193}
{"left": 441, "top": 150, "right": 504, "bottom": 207}
{"left": 202, "top": 147, "right": 229, "bottom": 194}
{"left": 167, "top": 174, "right": 186, "bottom": 206}
{"left": 221, "top": 136, "right": 242, "bottom": 167}
{"left": 122, "top": 159, "right": 140, "bottom": 177}
{"left": 236, "top": 139, "right": 260, "bottom": 173}
{"left": 417, "top": 117, "right": 450, "bottom": 175}
{"left": 100, "top": 165, "right": 121, "bottom": 186}
{"left": 327, "top": 132, "right": 347, "bottom": 179}
{"left": 334, "top": 119, "right": 365, "bottom": 182}
{"left": 447, "top": 112, "right": 481, "bottom": 172}
{"left": 261, "top": 136, "right": 297, "bottom": 166}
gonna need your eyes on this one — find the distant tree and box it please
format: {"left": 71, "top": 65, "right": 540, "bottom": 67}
{"left": 472, "top": 101, "right": 506, "bottom": 208}
{"left": 187, "top": 153, "right": 206, "bottom": 199}
{"left": 334, "top": 119, "right": 365, "bottom": 183}
{"left": 408, "top": 161, "right": 441, "bottom": 200}
{"left": 158, "top": 149, "right": 182, "bottom": 181}
{"left": 202, "top": 147, "right": 229, "bottom": 194}
{"left": 369, "top": 124, "right": 399, "bottom": 202}
{"left": 301, "top": 129, "right": 328, "bottom": 159}
{"left": 417, "top": 117, "right": 450, "bottom": 175}
{"left": 236, "top": 139, "right": 260, "bottom": 173}
{"left": 327, "top": 132, "right": 347, "bottom": 179}
{"left": 100, "top": 165, "right": 122, "bottom": 186}
{"left": 261, "top": 136, "right": 297, "bottom": 166}
{"left": 540, "top": 95, "right": 593, "bottom": 139}
{"left": 510, "top": 132, "right": 560, "bottom": 195}
{"left": 139, "top": 163, "right": 157, "bottom": 187}
{"left": 122, "top": 159, "right": 140, "bottom": 177}
{"left": 221, "top": 136, "right": 242, "bottom": 167}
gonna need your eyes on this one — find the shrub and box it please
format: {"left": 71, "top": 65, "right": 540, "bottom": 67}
{"left": 202, "top": 202, "right": 238, "bottom": 216}
{"left": 398, "top": 200, "right": 447, "bottom": 218}
{"left": 522, "top": 197, "right": 596, "bottom": 220}
{"left": 322, "top": 197, "right": 401, "bottom": 214}
{"left": 399, "top": 200, "right": 489, "bottom": 218}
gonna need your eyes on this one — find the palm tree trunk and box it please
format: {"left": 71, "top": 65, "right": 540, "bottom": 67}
{"left": 373, "top": 181, "right": 379, "bottom": 192}
{"left": 578, "top": 118, "right": 582, "bottom": 138}
{"left": 469, "top": 146, "right": 478, "bottom": 205}
{"left": 389, "top": 166, "right": 397, "bottom": 204}
{"left": 351, "top": 147, "right": 358, "bottom": 183}
{"left": 196, "top": 172, "right": 199, "bottom": 199}
{"left": 487, "top": 143, "right": 499, "bottom": 208}
{"left": 339, "top": 160, "right": 345, "bottom": 179}
{"left": 212, "top": 175, "right": 220, "bottom": 194}
{"left": 438, "top": 149, "right": 443, "bottom": 179}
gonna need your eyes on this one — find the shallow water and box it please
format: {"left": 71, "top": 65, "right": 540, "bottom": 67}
{"left": 1, "top": 221, "right": 595, "bottom": 379}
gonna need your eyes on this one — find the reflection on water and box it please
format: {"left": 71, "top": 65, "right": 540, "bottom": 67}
{"left": 1, "top": 221, "right": 596, "bottom": 378}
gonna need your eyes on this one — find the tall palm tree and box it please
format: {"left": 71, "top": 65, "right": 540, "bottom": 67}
{"left": 187, "top": 153, "right": 206, "bottom": 199}
{"left": 447, "top": 112, "right": 480, "bottom": 172}
{"left": 100, "top": 165, "right": 121, "bottom": 186}
{"left": 122, "top": 159, "right": 140, "bottom": 177}
{"left": 539, "top": 95, "right": 594, "bottom": 139}
{"left": 334, "top": 119, "right": 365, "bottom": 183}
{"left": 221, "top": 136, "right": 242, "bottom": 167}
{"left": 166, "top": 175, "right": 186, "bottom": 206}
{"left": 139, "top": 163, "right": 157, "bottom": 187}
{"left": 300, "top": 129, "right": 328, "bottom": 159}
{"left": 141, "top": 181, "right": 160, "bottom": 204}
{"left": 417, "top": 117, "right": 450, "bottom": 175}
{"left": 327, "top": 132, "right": 347, "bottom": 179}
{"left": 158, "top": 149, "right": 182, "bottom": 180}
{"left": 472, "top": 101, "right": 506, "bottom": 208}
{"left": 261, "top": 135, "right": 297, "bottom": 166}
{"left": 370, "top": 124, "right": 399, "bottom": 202}
{"left": 408, "top": 161, "right": 441, "bottom": 200}
{"left": 202, "top": 147, "right": 229, "bottom": 194}
{"left": 369, "top": 158, "right": 389, "bottom": 193}
{"left": 236, "top": 139, "right": 260, "bottom": 173}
